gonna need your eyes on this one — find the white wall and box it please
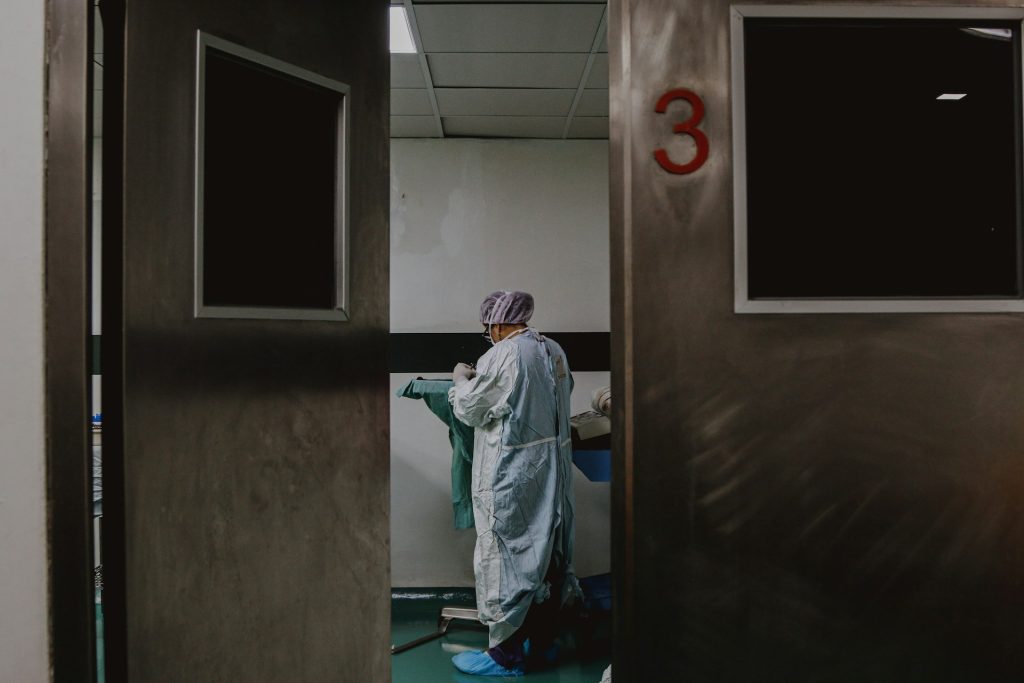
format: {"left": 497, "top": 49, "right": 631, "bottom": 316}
{"left": 390, "top": 139, "right": 610, "bottom": 586}
{"left": 391, "top": 139, "right": 609, "bottom": 333}
{"left": 0, "top": 0, "right": 49, "bottom": 679}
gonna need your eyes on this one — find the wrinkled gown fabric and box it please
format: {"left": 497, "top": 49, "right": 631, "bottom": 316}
{"left": 396, "top": 378, "right": 475, "bottom": 529}
{"left": 449, "top": 328, "right": 580, "bottom": 647}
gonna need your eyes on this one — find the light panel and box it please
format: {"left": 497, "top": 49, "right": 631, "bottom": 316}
{"left": 390, "top": 6, "right": 416, "bottom": 54}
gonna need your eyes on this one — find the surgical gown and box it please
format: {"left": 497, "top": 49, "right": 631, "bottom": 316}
{"left": 449, "top": 328, "right": 580, "bottom": 647}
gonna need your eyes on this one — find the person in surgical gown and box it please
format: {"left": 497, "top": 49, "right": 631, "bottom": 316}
{"left": 449, "top": 290, "right": 581, "bottom": 677}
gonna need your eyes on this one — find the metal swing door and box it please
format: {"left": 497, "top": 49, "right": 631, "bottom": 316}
{"left": 106, "top": 1, "right": 391, "bottom": 680}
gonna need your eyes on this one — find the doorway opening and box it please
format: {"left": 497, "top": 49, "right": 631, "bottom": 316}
{"left": 89, "top": 1, "right": 108, "bottom": 680}
{"left": 385, "top": 3, "right": 613, "bottom": 682}
{"left": 88, "top": 0, "right": 127, "bottom": 679}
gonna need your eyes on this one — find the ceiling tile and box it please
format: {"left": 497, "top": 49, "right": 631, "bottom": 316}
{"left": 414, "top": 4, "right": 604, "bottom": 53}
{"left": 391, "top": 54, "right": 426, "bottom": 88}
{"left": 392, "top": 116, "right": 441, "bottom": 138}
{"left": 443, "top": 116, "right": 566, "bottom": 139}
{"left": 93, "top": 94, "right": 103, "bottom": 137}
{"left": 567, "top": 116, "right": 608, "bottom": 139}
{"left": 94, "top": 11, "right": 103, "bottom": 57}
{"left": 427, "top": 53, "right": 587, "bottom": 88}
{"left": 391, "top": 89, "right": 434, "bottom": 116}
{"left": 435, "top": 88, "right": 576, "bottom": 117}
{"left": 575, "top": 89, "right": 608, "bottom": 116}
{"left": 586, "top": 53, "right": 608, "bottom": 88}
{"left": 598, "top": 28, "right": 608, "bottom": 52}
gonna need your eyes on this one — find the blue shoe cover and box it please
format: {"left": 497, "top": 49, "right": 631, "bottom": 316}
{"left": 452, "top": 651, "right": 524, "bottom": 677}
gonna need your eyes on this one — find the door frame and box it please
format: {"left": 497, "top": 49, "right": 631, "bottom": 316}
{"left": 45, "top": 0, "right": 98, "bottom": 680}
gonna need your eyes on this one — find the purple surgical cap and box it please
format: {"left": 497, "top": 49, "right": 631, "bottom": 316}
{"left": 479, "top": 290, "right": 535, "bottom": 325}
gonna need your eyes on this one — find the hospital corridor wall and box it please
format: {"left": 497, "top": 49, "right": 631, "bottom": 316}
{"left": 0, "top": 0, "right": 48, "bottom": 679}
{"left": 389, "top": 139, "right": 611, "bottom": 586}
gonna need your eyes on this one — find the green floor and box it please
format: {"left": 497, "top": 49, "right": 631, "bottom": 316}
{"left": 97, "top": 587, "right": 608, "bottom": 681}
{"left": 392, "top": 591, "right": 610, "bottom": 683}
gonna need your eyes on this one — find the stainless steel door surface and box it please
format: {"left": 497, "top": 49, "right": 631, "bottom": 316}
{"left": 112, "top": 1, "right": 390, "bottom": 680}
{"left": 610, "top": 1, "right": 1024, "bottom": 680}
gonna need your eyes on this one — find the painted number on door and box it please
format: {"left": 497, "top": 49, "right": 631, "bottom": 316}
{"left": 654, "top": 89, "right": 709, "bottom": 175}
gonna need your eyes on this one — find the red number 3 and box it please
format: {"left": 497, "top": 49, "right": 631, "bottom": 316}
{"left": 654, "top": 89, "right": 709, "bottom": 175}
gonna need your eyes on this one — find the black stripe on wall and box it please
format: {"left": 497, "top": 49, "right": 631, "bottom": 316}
{"left": 91, "top": 334, "right": 101, "bottom": 375}
{"left": 88, "top": 332, "right": 611, "bottom": 376}
{"left": 389, "top": 332, "right": 610, "bottom": 373}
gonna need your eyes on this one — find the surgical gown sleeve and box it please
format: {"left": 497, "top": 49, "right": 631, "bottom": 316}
{"left": 448, "top": 344, "right": 518, "bottom": 429}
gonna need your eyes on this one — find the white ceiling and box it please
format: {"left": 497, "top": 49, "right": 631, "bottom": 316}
{"left": 90, "top": 2, "right": 609, "bottom": 141}
{"left": 391, "top": 1, "right": 609, "bottom": 139}
{"left": 93, "top": 6, "right": 103, "bottom": 138}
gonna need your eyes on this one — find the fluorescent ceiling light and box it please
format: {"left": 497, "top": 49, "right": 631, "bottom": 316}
{"left": 937, "top": 93, "right": 967, "bottom": 101}
{"left": 390, "top": 6, "right": 416, "bottom": 53}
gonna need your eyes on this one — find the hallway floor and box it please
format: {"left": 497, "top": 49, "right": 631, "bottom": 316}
{"left": 392, "top": 592, "right": 610, "bottom": 683}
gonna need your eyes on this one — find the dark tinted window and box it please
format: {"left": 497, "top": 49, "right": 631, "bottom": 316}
{"left": 202, "top": 48, "right": 340, "bottom": 310}
{"left": 744, "top": 20, "right": 1021, "bottom": 298}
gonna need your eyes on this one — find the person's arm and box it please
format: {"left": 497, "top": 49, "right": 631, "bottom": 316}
{"left": 449, "top": 347, "right": 517, "bottom": 429}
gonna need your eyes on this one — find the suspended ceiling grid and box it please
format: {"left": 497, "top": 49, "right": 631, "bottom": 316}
{"left": 391, "top": 1, "right": 609, "bottom": 139}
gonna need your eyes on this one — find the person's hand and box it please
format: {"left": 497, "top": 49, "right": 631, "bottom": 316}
{"left": 453, "top": 362, "right": 477, "bottom": 385}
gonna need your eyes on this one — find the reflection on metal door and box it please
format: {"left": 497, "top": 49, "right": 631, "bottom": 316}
{"left": 106, "top": 1, "right": 390, "bottom": 680}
